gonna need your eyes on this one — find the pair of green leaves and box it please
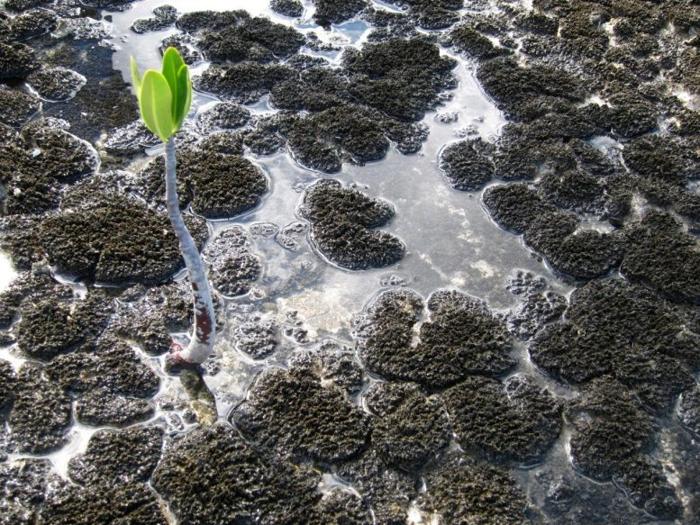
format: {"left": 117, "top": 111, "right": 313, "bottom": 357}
{"left": 131, "top": 47, "right": 192, "bottom": 142}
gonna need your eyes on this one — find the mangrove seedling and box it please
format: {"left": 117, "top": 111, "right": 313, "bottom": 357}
{"left": 131, "top": 47, "right": 215, "bottom": 364}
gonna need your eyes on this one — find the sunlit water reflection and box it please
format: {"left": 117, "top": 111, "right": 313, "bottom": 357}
{"left": 9, "top": 1, "right": 694, "bottom": 523}
{"left": 0, "top": 251, "right": 17, "bottom": 293}
{"left": 106, "top": 0, "right": 575, "bottom": 416}
{"left": 3, "top": 0, "right": 582, "bottom": 504}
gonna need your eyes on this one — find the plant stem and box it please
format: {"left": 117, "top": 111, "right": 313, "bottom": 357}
{"left": 165, "top": 137, "right": 216, "bottom": 364}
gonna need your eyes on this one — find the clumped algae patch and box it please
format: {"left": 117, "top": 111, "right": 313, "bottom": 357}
{"left": 2, "top": 0, "right": 698, "bottom": 522}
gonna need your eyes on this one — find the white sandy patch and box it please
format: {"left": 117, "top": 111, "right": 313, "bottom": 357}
{"left": 470, "top": 259, "right": 496, "bottom": 279}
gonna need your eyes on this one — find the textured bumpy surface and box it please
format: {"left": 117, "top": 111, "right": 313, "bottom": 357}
{"left": 356, "top": 289, "right": 516, "bottom": 387}
{"left": 1, "top": 0, "right": 700, "bottom": 523}
{"left": 232, "top": 366, "right": 371, "bottom": 463}
{"left": 300, "top": 179, "right": 405, "bottom": 270}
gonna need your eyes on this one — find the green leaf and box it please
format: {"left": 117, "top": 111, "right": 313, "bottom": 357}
{"left": 162, "top": 47, "right": 186, "bottom": 122}
{"left": 131, "top": 49, "right": 190, "bottom": 140}
{"left": 130, "top": 56, "right": 142, "bottom": 93}
{"left": 139, "top": 70, "right": 175, "bottom": 142}
{"left": 174, "top": 64, "right": 192, "bottom": 128}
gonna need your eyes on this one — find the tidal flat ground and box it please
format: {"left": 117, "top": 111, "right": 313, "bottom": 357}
{"left": 0, "top": 0, "right": 700, "bottom": 523}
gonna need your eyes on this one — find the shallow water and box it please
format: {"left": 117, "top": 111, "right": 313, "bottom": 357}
{"left": 111, "top": 0, "right": 281, "bottom": 75}
{"left": 7, "top": 1, "right": 693, "bottom": 522}
{"left": 0, "top": 0, "right": 577, "bottom": 481}
{"left": 79, "top": 1, "right": 578, "bottom": 431}
{"left": 110, "top": 0, "right": 569, "bottom": 347}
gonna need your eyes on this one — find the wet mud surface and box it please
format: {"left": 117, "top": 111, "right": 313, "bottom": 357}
{"left": 0, "top": 0, "right": 700, "bottom": 524}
